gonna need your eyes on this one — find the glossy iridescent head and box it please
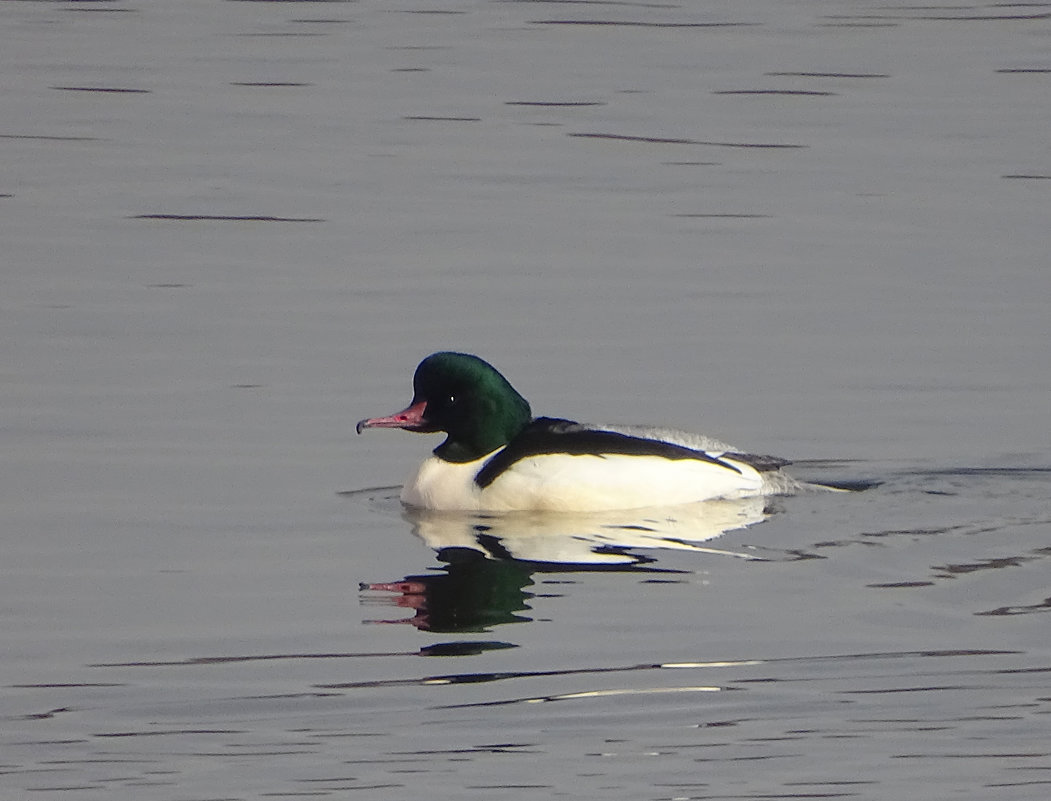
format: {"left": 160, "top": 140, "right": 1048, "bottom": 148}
{"left": 357, "top": 352, "right": 532, "bottom": 462}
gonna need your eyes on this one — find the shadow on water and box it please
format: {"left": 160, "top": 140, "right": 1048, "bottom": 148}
{"left": 346, "top": 460, "right": 1050, "bottom": 631}
{"left": 350, "top": 488, "right": 783, "bottom": 633}
{"left": 350, "top": 485, "right": 858, "bottom": 638}
{"left": 361, "top": 556, "right": 539, "bottom": 633}
{"left": 359, "top": 542, "right": 699, "bottom": 634}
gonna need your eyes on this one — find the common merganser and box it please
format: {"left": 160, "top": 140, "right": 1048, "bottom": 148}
{"left": 357, "top": 352, "right": 811, "bottom": 512}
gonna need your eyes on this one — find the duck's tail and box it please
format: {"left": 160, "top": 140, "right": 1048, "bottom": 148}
{"left": 759, "top": 470, "right": 859, "bottom": 496}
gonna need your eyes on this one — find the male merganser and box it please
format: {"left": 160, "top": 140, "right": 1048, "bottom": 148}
{"left": 357, "top": 352, "right": 809, "bottom": 512}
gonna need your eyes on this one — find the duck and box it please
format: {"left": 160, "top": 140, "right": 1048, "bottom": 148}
{"left": 357, "top": 351, "right": 814, "bottom": 512}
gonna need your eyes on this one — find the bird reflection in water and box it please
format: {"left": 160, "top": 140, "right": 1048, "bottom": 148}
{"left": 361, "top": 553, "right": 535, "bottom": 632}
{"left": 361, "top": 497, "right": 770, "bottom": 632}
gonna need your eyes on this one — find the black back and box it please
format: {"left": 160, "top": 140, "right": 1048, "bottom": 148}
{"left": 473, "top": 417, "right": 753, "bottom": 488}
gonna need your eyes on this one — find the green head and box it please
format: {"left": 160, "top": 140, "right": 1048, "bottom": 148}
{"left": 357, "top": 352, "right": 532, "bottom": 462}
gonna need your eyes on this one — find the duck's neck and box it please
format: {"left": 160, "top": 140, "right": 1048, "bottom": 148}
{"left": 434, "top": 403, "right": 531, "bottom": 463}
{"left": 435, "top": 438, "right": 499, "bottom": 463}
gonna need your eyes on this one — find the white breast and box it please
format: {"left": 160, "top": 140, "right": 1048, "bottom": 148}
{"left": 399, "top": 454, "right": 491, "bottom": 510}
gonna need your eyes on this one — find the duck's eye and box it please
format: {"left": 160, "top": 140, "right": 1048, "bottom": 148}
{"left": 446, "top": 394, "right": 457, "bottom": 406}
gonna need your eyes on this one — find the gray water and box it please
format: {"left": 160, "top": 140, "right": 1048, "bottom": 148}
{"left": 3, "top": 1, "right": 1050, "bottom": 799}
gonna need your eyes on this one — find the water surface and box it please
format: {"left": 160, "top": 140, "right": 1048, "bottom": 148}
{"left": 2, "top": 1, "right": 1050, "bottom": 799}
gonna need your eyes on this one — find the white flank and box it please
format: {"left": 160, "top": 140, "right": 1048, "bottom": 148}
{"left": 400, "top": 448, "right": 768, "bottom": 512}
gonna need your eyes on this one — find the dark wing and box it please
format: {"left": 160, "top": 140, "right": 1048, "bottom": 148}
{"left": 474, "top": 417, "right": 743, "bottom": 489}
